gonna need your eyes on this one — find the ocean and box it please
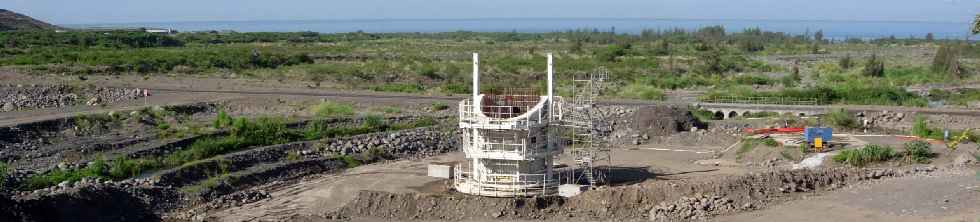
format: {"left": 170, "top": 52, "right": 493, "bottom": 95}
{"left": 62, "top": 18, "right": 976, "bottom": 40}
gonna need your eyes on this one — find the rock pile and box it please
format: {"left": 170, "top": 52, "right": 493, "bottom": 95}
{"left": 207, "top": 190, "right": 270, "bottom": 209}
{"left": 0, "top": 84, "right": 148, "bottom": 112}
{"left": 649, "top": 194, "right": 746, "bottom": 221}
{"left": 860, "top": 110, "right": 907, "bottom": 128}
{"left": 316, "top": 127, "right": 458, "bottom": 159}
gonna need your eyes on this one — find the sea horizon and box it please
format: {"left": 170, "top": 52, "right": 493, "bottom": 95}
{"left": 61, "top": 17, "right": 977, "bottom": 39}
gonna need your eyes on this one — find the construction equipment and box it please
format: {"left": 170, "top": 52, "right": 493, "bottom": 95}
{"left": 803, "top": 127, "right": 832, "bottom": 152}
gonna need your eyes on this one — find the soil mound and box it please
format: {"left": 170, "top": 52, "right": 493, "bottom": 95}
{"left": 1, "top": 184, "right": 177, "bottom": 221}
{"left": 632, "top": 105, "right": 705, "bottom": 137}
{"left": 330, "top": 168, "right": 901, "bottom": 221}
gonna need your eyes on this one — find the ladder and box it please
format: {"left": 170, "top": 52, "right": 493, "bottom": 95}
{"left": 564, "top": 67, "right": 608, "bottom": 187}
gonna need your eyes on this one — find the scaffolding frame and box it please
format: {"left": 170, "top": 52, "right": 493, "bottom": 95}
{"left": 561, "top": 67, "right": 610, "bottom": 187}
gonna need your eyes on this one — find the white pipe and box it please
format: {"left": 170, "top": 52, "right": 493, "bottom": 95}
{"left": 547, "top": 53, "right": 553, "bottom": 118}
{"left": 472, "top": 53, "right": 479, "bottom": 103}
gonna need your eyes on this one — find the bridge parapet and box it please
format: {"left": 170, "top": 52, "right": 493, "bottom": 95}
{"left": 700, "top": 96, "right": 820, "bottom": 106}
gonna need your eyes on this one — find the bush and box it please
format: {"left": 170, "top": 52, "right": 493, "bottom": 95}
{"left": 338, "top": 155, "right": 362, "bottom": 168}
{"left": 902, "top": 140, "right": 934, "bottom": 164}
{"left": 597, "top": 44, "right": 629, "bottom": 62}
{"left": 825, "top": 108, "right": 858, "bottom": 129}
{"left": 911, "top": 116, "right": 936, "bottom": 138}
{"left": 862, "top": 54, "right": 885, "bottom": 77}
{"left": 213, "top": 110, "right": 233, "bottom": 128}
{"left": 0, "top": 162, "right": 8, "bottom": 190}
{"left": 833, "top": 144, "right": 896, "bottom": 167}
{"left": 760, "top": 137, "right": 779, "bottom": 147}
{"left": 310, "top": 101, "right": 354, "bottom": 118}
{"left": 932, "top": 44, "right": 962, "bottom": 77}
{"left": 371, "top": 83, "right": 424, "bottom": 93}
{"left": 361, "top": 114, "right": 387, "bottom": 130}
{"left": 839, "top": 54, "right": 854, "bottom": 69}
{"left": 431, "top": 102, "right": 450, "bottom": 111}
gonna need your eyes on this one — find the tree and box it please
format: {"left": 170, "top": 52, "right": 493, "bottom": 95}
{"left": 862, "top": 54, "right": 885, "bottom": 77}
{"left": 570, "top": 39, "right": 583, "bottom": 53}
{"left": 839, "top": 54, "right": 855, "bottom": 69}
{"left": 973, "top": 14, "right": 980, "bottom": 35}
{"left": 596, "top": 43, "right": 629, "bottom": 62}
{"left": 814, "top": 30, "right": 824, "bottom": 43}
{"left": 932, "top": 44, "right": 962, "bottom": 77}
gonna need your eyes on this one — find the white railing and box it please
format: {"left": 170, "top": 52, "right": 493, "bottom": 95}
{"left": 463, "top": 141, "right": 551, "bottom": 160}
{"left": 458, "top": 96, "right": 551, "bottom": 130}
{"left": 453, "top": 165, "right": 558, "bottom": 197}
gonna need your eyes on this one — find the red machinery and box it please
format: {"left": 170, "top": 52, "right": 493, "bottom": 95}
{"left": 743, "top": 127, "right": 804, "bottom": 135}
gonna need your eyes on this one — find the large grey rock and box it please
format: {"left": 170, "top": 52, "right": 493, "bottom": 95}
{"left": 953, "top": 152, "right": 976, "bottom": 166}
{"left": 0, "top": 102, "right": 14, "bottom": 112}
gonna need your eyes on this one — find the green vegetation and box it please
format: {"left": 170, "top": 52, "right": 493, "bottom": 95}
{"left": 213, "top": 110, "right": 233, "bottom": 128}
{"left": 932, "top": 44, "right": 962, "bottom": 77}
{"left": 862, "top": 54, "right": 885, "bottom": 77}
{"left": 973, "top": 14, "right": 980, "bottom": 35}
{"left": 21, "top": 114, "right": 439, "bottom": 191}
{"left": 617, "top": 83, "right": 665, "bottom": 100}
{"left": 310, "top": 101, "right": 354, "bottom": 118}
{"left": 0, "top": 162, "right": 9, "bottom": 190}
{"left": 2, "top": 26, "right": 978, "bottom": 106}
{"left": 736, "top": 140, "right": 755, "bottom": 161}
{"left": 742, "top": 111, "right": 780, "bottom": 118}
{"left": 690, "top": 107, "right": 717, "bottom": 122}
{"left": 736, "top": 137, "right": 778, "bottom": 161}
{"left": 833, "top": 144, "right": 897, "bottom": 167}
{"left": 430, "top": 102, "right": 450, "bottom": 111}
{"left": 825, "top": 108, "right": 859, "bottom": 129}
{"left": 911, "top": 116, "right": 936, "bottom": 139}
{"left": 760, "top": 137, "right": 779, "bottom": 147}
{"left": 338, "top": 155, "right": 362, "bottom": 168}
{"left": 839, "top": 54, "right": 854, "bottom": 69}
{"left": 901, "top": 140, "right": 934, "bottom": 164}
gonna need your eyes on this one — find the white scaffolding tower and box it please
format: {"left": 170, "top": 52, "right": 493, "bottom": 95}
{"left": 562, "top": 67, "right": 609, "bottom": 187}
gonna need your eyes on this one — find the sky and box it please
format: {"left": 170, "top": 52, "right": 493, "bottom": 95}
{"left": 3, "top": 0, "right": 979, "bottom": 25}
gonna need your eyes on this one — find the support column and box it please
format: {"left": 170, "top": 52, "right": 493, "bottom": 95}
{"left": 473, "top": 53, "right": 479, "bottom": 103}
{"left": 547, "top": 53, "right": 554, "bottom": 118}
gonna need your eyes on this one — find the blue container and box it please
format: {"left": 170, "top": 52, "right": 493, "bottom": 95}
{"left": 804, "top": 127, "right": 833, "bottom": 143}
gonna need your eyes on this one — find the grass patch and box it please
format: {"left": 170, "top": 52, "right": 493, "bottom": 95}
{"left": 310, "top": 101, "right": 354, "bottom": 118}
{"left": 430, "top": 102, "right": 450, "bottom": 111}
{"left": 338, "top": 155, "right": 362, "bottom": 168}
{"left": 618, "top": 82, "right": 665, "bottom": 100}
{"left": 760, "top": 137, "right": 779, "bottom": 147}
{"left": 832, "top": 144, "right": 896, "bottom": 167}
{"left": 371, "top": 83, "right": 424, "bottom": 93}
{"left": 736, "top": 138, "right": 759, "bottom": 161}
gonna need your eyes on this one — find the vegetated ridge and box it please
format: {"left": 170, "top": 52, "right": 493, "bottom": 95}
{"left": 0, "top": 9, "right": 59, "bottom": 31}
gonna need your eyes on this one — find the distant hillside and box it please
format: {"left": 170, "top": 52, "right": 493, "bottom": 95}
{"left": 0, "top": 9, "right": 59, "bottom": 31}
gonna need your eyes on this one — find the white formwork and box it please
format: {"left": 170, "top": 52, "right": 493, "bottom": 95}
{"left": 453, "top": 53, "right": 564, "bottom": 197}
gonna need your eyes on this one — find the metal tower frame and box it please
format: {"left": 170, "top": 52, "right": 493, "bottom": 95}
{"left": 562, "top": 67, "right": 609, "bottom": 187}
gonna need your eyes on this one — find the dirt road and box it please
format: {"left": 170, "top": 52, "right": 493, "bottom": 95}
{"left": 717, "top": 169, "right": 980, "bottom": 222}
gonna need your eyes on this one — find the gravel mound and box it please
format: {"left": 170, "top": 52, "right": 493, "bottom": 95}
{"left": 0, "top": 84, "right": 147, "bottom": 112}
{"left": 2, "top": 181, "right": 180, "bottom": 222}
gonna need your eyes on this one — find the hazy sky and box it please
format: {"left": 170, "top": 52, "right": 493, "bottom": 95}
{"left": 4, "top": 0, "right": 979, "bottom": 24}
